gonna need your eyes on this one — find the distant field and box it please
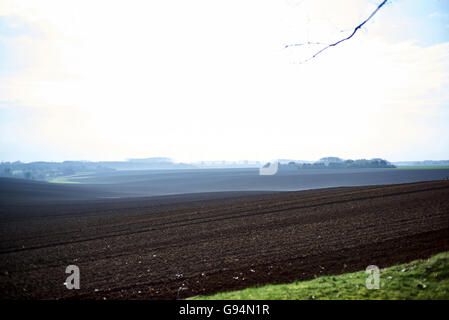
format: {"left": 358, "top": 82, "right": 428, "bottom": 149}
{"left": 395, "top": 166, "right": 449, "bottom": 170}
{"left": 4, "top": 167, "right": 449, "bottom": 203}
{"left": 2, "top": 167, "right": 449, "bottom": 204}
{"left": 49, "top": 179, "right": 82, "bottom": 184}
{"left": 49, "top": 172, "right": 93, "bottom": 184}
{"left": 45, "top": 167, "right": 449, "bottom": 188}
{"left": 191, "top": 251, "right": 449, "bottom": 300}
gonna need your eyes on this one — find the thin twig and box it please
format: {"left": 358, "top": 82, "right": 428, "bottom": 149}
{"left": 287, "top": 0, "right": 388, "bottom": 63}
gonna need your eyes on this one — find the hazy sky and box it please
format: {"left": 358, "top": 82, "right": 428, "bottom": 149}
{"left": 1, "top": 0, "right": 449, "bottom": 162}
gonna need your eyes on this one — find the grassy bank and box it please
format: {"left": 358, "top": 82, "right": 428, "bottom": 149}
{"left": 190, "top": 251, "right": 449, "bottom": 300}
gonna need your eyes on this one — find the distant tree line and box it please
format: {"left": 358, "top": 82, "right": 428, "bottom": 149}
{"left": 281, "top": 157, "right": 395, "bottom": 170}
{"left": 0, "top": 158, "right": 194, "bottom": 181}
{"left": 0, "top": 161, "right": 114, "bottom": 180}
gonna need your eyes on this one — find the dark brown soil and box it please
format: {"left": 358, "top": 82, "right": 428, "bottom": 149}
{"left": 1, "top": 180, "right": 448, "bottom": 299}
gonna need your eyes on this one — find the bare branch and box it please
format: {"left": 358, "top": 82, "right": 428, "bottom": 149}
{"left": 286, "top": 0, "right": 388, "bottom": 63}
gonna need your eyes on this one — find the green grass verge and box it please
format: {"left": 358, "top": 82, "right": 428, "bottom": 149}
{"left": 190, "top": 252, "right": 449, "bottom": 300}
{"left": 48, "top": 179, "right": 82, "bottom": 184}
{"left": 48, "top": 172, "right": 95, "bottom": 184}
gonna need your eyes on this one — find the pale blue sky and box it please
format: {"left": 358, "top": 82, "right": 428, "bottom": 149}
{"left": 380, "top": 0, "right": 449, "bottom": 46}
{"left": 1, "top": 0, "right": 448, "bottom": 162}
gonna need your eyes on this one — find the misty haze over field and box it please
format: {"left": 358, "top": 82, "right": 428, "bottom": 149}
{"left": 1, "top": 0, "right": 449, "bottom": 164}
{"left": 1, "top": 155, "right": 449, "bottom": 204}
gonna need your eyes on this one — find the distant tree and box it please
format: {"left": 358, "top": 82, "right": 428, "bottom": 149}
{"left": 294, "top": 158, "right": 394, "bottom": 169}
{"left": 320, "top": 157, "right": 343, "bottom": 163}
{"left": 3, "top": 167, "right": 12, "bottom": 176}
{"left": 63, "top": 166, "right": 75, "bottom": 175}
{"left": 328, "top": 162, "right": 344, "bottom": 169}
